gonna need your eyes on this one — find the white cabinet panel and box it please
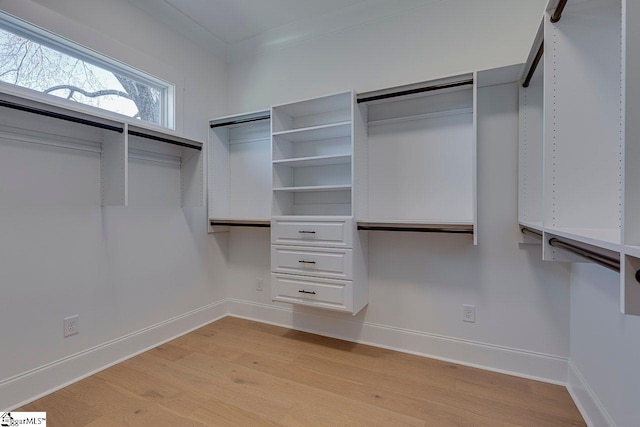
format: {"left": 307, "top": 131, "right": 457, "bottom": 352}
{"left": 271, "top": 245, "right": 353, "bottom": 280}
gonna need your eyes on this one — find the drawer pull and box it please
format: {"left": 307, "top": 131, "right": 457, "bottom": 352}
{"left": 298, "top": 230, "right": 316, "bottom": 234}
{"left": 299, "top": 290, "right": 317, "bottom": 295}
{"left": 298, "top": 260, "right": 316, "bottom": 264}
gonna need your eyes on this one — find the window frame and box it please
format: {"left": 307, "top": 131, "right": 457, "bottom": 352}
{"left": 0, "top": 11, "right": 175, "bottom": 130}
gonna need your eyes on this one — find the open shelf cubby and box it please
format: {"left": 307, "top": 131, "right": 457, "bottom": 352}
{"left": 209, "top": 110, "right": 272, "bottom": 230}
{"left": 355, "top": 75, "right": 477, "bottom": 241}
{"left": 272, "top": 92, "right": 355, "bottom": 217}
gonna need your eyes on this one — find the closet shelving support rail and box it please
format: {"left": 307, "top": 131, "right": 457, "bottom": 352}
{"left": 358, "top": 225, "right": 473, "bottom": 234}
{"left": 0, "top": 97, "right": 203, "bottom": 151}
{"left": 210, "top": 221, "right": 271, "bottom": 228}
{"left": 128, "top": 130, "right": 201, "bottom": 151}
{"left": 0, "top": 99, "right": 123, "bottom": 133}
{"left": 357, "top": 79, "right": 474, "bottom": 103}
{"left": 519, "top": 228, "right": 640, "bottom": 280}
{"left": 550, "top": 0, "right": 569, "bottom": 23}
{"left": 209, "top": 115, "right": 270, "bottom": 129}
{"left": 523, "top": 42, "right": 544, "bottom": 88}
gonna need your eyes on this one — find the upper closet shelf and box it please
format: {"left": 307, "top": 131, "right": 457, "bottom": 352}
{"left": 0, "top": 88, "right": 204, "bottom": 207}
{"left": 544, "top": 227, "right": 621, "bottom": 253}
{"left": 273, "top": 154, "right": 351, "bottom": 168}
{"left": 272, "top": 121, "right": 351, "bottom": 142}
{"left": 274, "top": 184, "right": 352, "bottom": 193}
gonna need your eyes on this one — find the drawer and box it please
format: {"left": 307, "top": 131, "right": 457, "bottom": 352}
{"left": 271, "top": 218, "right": 352, "bottom": 248}
{"left": 271, "top": 245, "right": 353, "bottom": 280}
{"left": 271, "top": 273, "right": 353, "bottom": 313}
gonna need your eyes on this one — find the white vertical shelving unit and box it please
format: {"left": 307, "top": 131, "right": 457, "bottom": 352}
{"left": 208, "top": 110, "right": 271, "bottom": 232}
{"left": 355, "top": 74, "right": 478, "bottom": 243}
{"left": 543, "top": 0, "right": 623, "bottom": 254}
{"left": 0, "top": 88, "right": 203, "bottom": 210}
{"left": 518, "top": 20, "right": 545, "bottom": 244}
{"left": 128, "top": 124, "right": 204, "bottom": 208}
{"left": 270, "top": 91, "right": 368, "bottom": 315}
{"left": 622, "top": 0, "right": 640, "bottom": 314}
{"left": 517, "top": 0, "right": 640, "bottom": 315}
{"left": 271, "top": 92, "right": 354, "bottom": 217}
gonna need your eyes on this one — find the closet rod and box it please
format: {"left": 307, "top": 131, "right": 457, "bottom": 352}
{"left": 210, "top": 221, "right": 270, "bottom": 228}
{"left": 548, "top": 237, "right": 620, "bottom": 272}
{"left": 0, "top": 99, "right": 124, "bottom": 133}
{"left": 209, "top": 116, "right": 270, "bottom": 129}
{"left": 521, "top": 227, "right": 543, "bottom": 238}
{"left": 357, "top": 79, "right": 474, "bottom": 104}
{"left": 357, "top": 225, "right": 473, "bottom": 234}
{"left": 523, "top": 42, "right": 544, "bottom": 88}
{"left": 550, "top": 0, "right": 569, "bottom": 23}
{"left": 128, "top": 130, "right": 202, "bottom": 151}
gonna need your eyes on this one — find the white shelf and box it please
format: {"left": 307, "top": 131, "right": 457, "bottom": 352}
{"left": 624, "top": 245, "right": 640, "bottom": 259}
{"left": 544, "top": 227, "right": 621, "bottom": 253}
{"left": 273, "top": 154, "right": 351, "bottom": 168}
{"left": 519, "top": 221, "right": 544, "bottom": 232}
{"left": 272, "top": 121, "right": 351, "bottom": 143}
{"left": 273, "top": 185, "right": 352, "bottom": 193}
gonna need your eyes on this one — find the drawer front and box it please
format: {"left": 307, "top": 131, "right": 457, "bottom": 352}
{"left": 271, "top": 273, "right": 353, "bottom": 312}
{"left": 272, "top": 219, "right": 352, "bottom": 248}
{"left": 271, "top": 246, "right": 353, "bottom": 280}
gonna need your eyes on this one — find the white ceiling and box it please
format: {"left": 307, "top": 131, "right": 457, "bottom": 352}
{"left": 125, "top": 0, "right": 444, "bottom": 61}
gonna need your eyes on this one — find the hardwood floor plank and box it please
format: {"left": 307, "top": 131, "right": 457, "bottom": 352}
{"left": 16, "top": 317, "right": 586, "bottom": 427}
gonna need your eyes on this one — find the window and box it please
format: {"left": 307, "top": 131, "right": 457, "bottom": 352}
{"left": 0, "top": 12, "right": 174, "bottom": 128}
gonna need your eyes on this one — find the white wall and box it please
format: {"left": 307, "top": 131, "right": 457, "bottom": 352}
{"left": 228, "top": 0, "right": 548, "bottom": 113}
{"left": 569, "top": 265, "right": 640, "bottom": 427}
{"left": 0, "top": 0, "right": 229, "bottom": 409}
{"left": 224, "top": 0, "right": 572, "bottom": 381}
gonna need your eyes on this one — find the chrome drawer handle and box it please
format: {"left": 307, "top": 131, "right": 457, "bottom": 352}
{"left": 298, "top": 230, "right": 316, "bottom": 234}
{"left": 299, "top": 290, "right": 317, "bottom": 295}
{"left": 298, "top": 260, "right": 316, "bottom": 264}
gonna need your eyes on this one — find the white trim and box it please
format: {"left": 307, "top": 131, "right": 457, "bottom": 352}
{"left": 226, "top": 298, "right": 569, "bottom": 385}
{"left": 1, "top": 299, "right": 228, "bottom": 411}
{"left": 567, "top": 360, "right": 617, "bottom": 427}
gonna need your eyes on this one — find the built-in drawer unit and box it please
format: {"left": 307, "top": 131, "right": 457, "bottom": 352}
{"left": 271, "top": 217, "right": 353, "bottom": 248}
{"left": 271, "top": 245, "right": 353, "bottom": 280}
{"left": 271, "top": 273, "right": 353, "bottom": 312}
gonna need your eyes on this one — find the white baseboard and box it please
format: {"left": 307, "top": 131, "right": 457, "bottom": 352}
{"left": 567, "top": 360, "right": 616, "bottom": 427}
{"left": 1, "top": 299, "right": 228, "bottom": 411}
{"left": 227, "top": 298, "right": 569, "bottom": 385}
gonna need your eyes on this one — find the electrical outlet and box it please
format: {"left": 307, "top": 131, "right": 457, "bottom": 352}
{"left": 64, "top": 315, "right": 79, "bottom": 337}
{"left": 463, "top": 305, "right": 476, "bottom": 323}
{"left": 256, "top": 278, "right": 264, "bottom": 291}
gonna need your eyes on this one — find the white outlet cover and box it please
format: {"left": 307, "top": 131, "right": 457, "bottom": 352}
{"left": 64, "top": 315, "right": 79, "bottom": 337}
{"left": 463, "top": 305, "right": 476, "bottom": 323}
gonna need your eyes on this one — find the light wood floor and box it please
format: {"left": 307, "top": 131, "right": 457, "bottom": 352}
{"left": 19, "top": 317, "right": 586, "bottom": 426}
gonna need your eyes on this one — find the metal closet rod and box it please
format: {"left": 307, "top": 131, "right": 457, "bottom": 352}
{"left": 357, "top": 225, "right": 473, "bottom": 234}
{"left": 210, "top": 221, "right": 270, "bottom": 228}
{"left": 521, "top": 227, "right": 543, "bottom": 238}
{"left": 551, "top": 0, "right": 569, "bottom": 23}
{"left": 357, "top": 79, "right": 474, "bottom": 104}
{"left": 128, "top": 130, "right": 202, "bottom": 151}
{"left": 209, "top": 115, "right": 270, "bottom": 129}
{"left": 522, "top": 41, "right": 544, "bottom": 88}
{"left": 548, "top": 238, "right": 620, "bottom": 273}
{"left": 0, "top": 99, "right": 124, "bottom": 133}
